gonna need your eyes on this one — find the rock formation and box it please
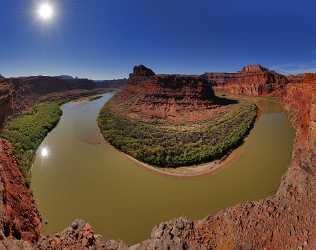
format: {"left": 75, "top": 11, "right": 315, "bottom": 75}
{"left": 1, "top": 68, "right": 316, "bottom": 249}
{"left": 0, "top": 79, "right": 12, "bottom": 129}
{"left": 109, "top": 65, "right": 222, "bottom": 123}
{"left": 202, "top": 64, "right": 289, "bottom": 96}
{"left": 0, "top": 140, "right": 41, "bottom": 243}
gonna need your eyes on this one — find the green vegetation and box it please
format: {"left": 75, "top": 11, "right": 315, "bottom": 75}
{"left": 1, "top": 102, "right": 62, "bottom": 178}
{"left": 98, "top": 102, "right": 257, "bottom": 167}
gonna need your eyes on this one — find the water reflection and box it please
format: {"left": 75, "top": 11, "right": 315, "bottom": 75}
{"left": 40, "top": 146, "right": 49, "bottom": 158}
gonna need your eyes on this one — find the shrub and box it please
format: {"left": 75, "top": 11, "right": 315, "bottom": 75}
{"left": 98, "top": 101, "right": 257, "bottom": 167}
{"left": 1, "top": 102, "right": 62, "bottom": 177}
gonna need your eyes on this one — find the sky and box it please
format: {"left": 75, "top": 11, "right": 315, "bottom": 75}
{"left": 1, "top": 0, "right": 316, "bottom": 80}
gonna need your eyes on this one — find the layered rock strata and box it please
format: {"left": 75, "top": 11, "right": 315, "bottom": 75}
{"left": 109, "top": 65, "right": 223, "bottom": 124}
{"left": 202, "top": 64, "right": 289, "bottom": 96}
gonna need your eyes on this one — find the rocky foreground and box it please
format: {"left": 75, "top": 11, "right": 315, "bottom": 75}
{"left": 0, "top": 69, "right": 316, "bottom": 249}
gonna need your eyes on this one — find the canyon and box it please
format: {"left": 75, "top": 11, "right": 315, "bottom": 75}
{"left": 0, "top": 67, "right": 315, "bottom": 249}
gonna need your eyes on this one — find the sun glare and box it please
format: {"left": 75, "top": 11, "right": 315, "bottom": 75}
{"left": 37, "top": 2, "right": 55, "bottom": 21}
{"left": 41, "top": 147, "right": 49, "bottom": 158}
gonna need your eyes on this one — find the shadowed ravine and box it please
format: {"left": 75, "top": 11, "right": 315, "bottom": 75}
{"left": 31, "top": 93, "right": 294, "bottom": 245}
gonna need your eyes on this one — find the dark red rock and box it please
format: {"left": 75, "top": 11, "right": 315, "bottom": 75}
{"left": 202, "top": 64, "right": 289, "bottom": 96}
{"left": 130, "top": 65, "right": 156, "bottom": 78}
{"left": 0, "top": 140, "right": 42, "bottom": 243}
{"left": 109, "top": 65, "right": 220, "bottom": 124}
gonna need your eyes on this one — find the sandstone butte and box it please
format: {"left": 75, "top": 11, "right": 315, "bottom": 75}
{"left": 108, "top": 64, "right": 223, "bottom": 124}
{"left": 0, "top": 67, "right": 315, "bottom": 249}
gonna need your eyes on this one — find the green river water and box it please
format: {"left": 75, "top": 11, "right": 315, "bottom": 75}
{"left": 31, "top": 93, "right": 295, "bottom": 244}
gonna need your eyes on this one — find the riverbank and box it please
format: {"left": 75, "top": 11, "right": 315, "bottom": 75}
{"left": 1, "top": 102, "right": 63, "bottom": 185}
{"left": 105, "top": 137, "right": 245, "bottom": 177}
{"left": 98, "top": 99, "right": 257, "bottom": 168}
{"left": 0, "top": 88, "right": 115, "bottom": 243}
{"left": 31, "top": 91, "right": 294, "bottom": 245}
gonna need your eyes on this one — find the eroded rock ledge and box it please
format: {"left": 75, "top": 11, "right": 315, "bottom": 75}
{"left": 114, "top": 64, "right": 217, "bottom": 124}
{"left": 202, "top": 64, "right": 289, "bottom": 96}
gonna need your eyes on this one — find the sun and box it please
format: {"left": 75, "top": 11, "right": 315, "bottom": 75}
{"left": 41, "top": 147, "right": 49, "bottom": 158}
{"left": 37, "top": 2, "right": 55, "bottom": 21}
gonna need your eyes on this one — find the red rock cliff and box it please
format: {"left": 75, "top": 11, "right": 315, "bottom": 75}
{"left": 0, "top": 79, "right": 12, "bottom": 129}
{"left": 0, "top": 140, "right": 42, "bottom": 243}
{"left": 203, "top": 64, "right": 289, "bottom": 96}
{"left": 109, "top": 65, "right": 219, "bottom": 123}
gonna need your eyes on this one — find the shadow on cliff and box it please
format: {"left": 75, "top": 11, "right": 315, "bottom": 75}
{"left": 211, "top": 95, "right": 239, "bottom": 106}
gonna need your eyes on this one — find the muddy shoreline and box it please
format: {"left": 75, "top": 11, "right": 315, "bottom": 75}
{"left": 104, "top": 133, "right": 245, "bottom": 177}
{"left": 102, "top": 94, "right": 281, "bottom": 178}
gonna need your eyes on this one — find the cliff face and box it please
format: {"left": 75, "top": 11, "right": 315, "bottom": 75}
{"left": 203, "top": 64, "right": 289, "bottom": 96}
{"left": 109, "top": 65, "right": 221, "bottom": 123}
{"left": 0, "top": 140, "right": 41, "bottom": 243}
{"left": 0, "top": 79, "right": 12, "bottom": 129}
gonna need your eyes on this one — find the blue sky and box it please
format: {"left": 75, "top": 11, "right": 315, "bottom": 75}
{"left": 1, "top": 0, "right": 316, "bottom": 79}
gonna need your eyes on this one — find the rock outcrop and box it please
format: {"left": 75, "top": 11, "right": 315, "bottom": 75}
{"left": 109, "top": 65, "right": 223, "bottom": 123}
{"left": 0, "top": 79, "right": 12, "bottom": 129}
{"left": 202, "top": 64, "right": 289, "bottom": 96}
{"left": 36, "top": 219, "right": 127, "bottom": 250}
{"left": 0, "top": 140, "right": 41, "bottom": 243}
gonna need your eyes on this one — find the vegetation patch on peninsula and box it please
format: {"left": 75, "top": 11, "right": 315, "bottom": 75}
{"left": 98, "top": 101, "right": 257, "bottom": 167}
{"left": 1, "top": 102, "right": 62, "bottom": 176}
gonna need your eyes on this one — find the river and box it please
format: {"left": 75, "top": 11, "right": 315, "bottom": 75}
{"left": 31, "top": 93, "right": 295, "bottom": 244}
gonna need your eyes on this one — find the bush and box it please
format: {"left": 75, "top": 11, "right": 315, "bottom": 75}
{"left": 98, "top": 101, "right": 257, "bottom": 167}
{"left": 1, "top": 102, "right": 62, "bottom": 176}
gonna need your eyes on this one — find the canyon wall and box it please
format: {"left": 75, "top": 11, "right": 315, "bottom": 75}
{"left": 0, "top": 140, "right": 42, "bottom": 244}
{"left": 202, "top": 64, "right": 289, "bottom": 96}
{"left": 0, "top": 79, "right": 12, "bottom": 129}
{"left": 1, "top": 69, "right": 316, "bottom": 249}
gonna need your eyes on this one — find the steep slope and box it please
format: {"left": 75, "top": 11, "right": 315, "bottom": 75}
{"left": 108, "top": 65, "right": 219, "bottom": 124}
{"left": 0, "top": 79, "right": 12, "bottom": 129}
{"left": 202, "top": 64, "right": 289, "bottom": 96}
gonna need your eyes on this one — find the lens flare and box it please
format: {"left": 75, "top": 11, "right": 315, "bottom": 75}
{"left": 37, "top": 2, "right": 55, "bottom": 21}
